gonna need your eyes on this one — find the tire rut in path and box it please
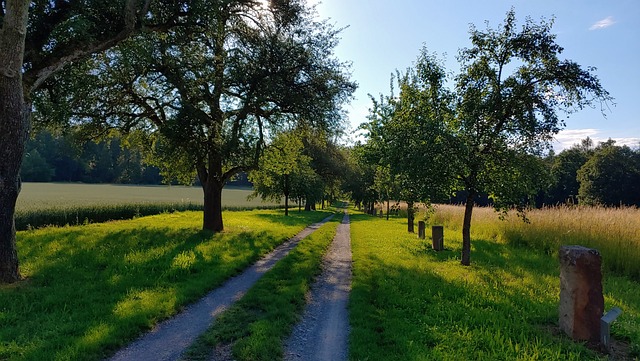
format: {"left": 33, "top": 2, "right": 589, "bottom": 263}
{"left": 106, "top": 214, "right": 335, "bottom": 361}
{"left": 284, "top": 211, "right": 352, "bottom": 361}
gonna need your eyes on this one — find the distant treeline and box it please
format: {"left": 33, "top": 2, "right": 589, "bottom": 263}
{"left": 21, "top": 130, "right": 252, "bottom": 187}
{"left": 450, "top": 138, "right": 640, "bottom": 208}
{"left": 540, "top": 138, "right": 640, "bottom": 207}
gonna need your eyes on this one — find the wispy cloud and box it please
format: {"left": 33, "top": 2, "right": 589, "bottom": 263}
{"left": 589, "top": 16, "right": 616, "bottom": 31}
{"left": 553, "top": 129, "right": 640, "bottom": 151}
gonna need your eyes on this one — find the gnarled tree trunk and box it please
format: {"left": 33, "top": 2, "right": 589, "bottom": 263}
{"left": 0, "top": 0, "right": 30, "bottom": 283}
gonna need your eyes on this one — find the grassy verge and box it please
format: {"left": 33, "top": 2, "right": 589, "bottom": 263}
{"left": 349, "top": 211, "right": 640, "bottom": 360}
{"left": 427, "top": 204, "right": 640, "bottom": 281}
{"left": 0, "top": 209, "right": 330, "bottom": 361}
{"left": 182, "top": 213, "right": 342, "bottom": 361}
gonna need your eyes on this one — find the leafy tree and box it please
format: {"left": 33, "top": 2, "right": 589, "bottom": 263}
{"left": 577, "top": 141, "right": 640, "bottom": 206}
{"left": 362, "top": 53, "right": 454, "bottom": 231}
{"left": 249, "top": 130, "right": 312, "bottom": 216}
{"left": 362, "top": 10, "right": 611, "bottom": 265}
{"left": 546, "top": 138, "right": 594, "bottom": 204}
{"left": 341, "top": 145, "right": 377, "bottom": 213}
{"left": 43, "top": 0, "right": 355, "bottom": 232}
{"left": 300, "top": 128, "right": 348, "bottom": 210}
{"left": 1, "top": 0, "right": 189, "bottom": 283}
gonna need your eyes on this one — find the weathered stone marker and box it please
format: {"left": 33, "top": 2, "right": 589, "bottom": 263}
{"left": 431, "top": 226, "right": 444, "bottom": 251}
{"left": 559, "top": 245, "right": 604, "bottom": 344}
{"left": 418, "top": 221, "right": 425, "bottom": 239}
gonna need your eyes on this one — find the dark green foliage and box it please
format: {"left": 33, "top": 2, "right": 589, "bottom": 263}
{"left": 20, "top": 149, "right": 54, "bottom": 182}
{"left": 544, "top": 138, "right": 594, "bottom": 205}
{"left": 578, "top": 141, "right": 640, "bottom": 206}
{"left": 21, "top": 129, "right": 162, "bottom": 184}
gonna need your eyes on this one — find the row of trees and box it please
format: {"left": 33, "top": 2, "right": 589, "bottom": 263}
{"left": 249, "top": 126, "right": 347, "bottom": 215}
{"left": 348, "top": 10, "right": 612, "bottom": 266}
{"left": 1, "top": 0, "right": 355, "bottom": 283}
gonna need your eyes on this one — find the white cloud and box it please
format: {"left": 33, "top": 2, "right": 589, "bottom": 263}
{"left": 552, "top": 129, "right": 640, "bottom": 151}
{"left": 589, "top": 16, "right": 616, "bottom": 31}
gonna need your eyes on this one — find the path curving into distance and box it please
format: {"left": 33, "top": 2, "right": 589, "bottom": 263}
{"left": 107, "top": 214, "right": 334, "bottom": 361}
{"left": 284, "top": 210, "right": 352, "bottom": 361}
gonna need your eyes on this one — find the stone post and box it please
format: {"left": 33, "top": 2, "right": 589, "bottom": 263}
{"left": 432, "top": 226, "right": 443, "bottom": 251}
{"left": 417, "top": 221, "right": 425, "bottom": 239}
{"left": 559, "top": 245, "right": 604, "bottom": 344}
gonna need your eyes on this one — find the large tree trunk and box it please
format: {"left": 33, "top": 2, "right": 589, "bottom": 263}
{"left": 407, "top": 200, "right": 415, "bottom": 233}
{"left": 0, "top": 0, "right": 30, "bottom": 284}
{"left": 461, "top": 190, "right": 476, "bottom": 266}
{"left": 202, "top": 178, "right": 224, "bottom": 232}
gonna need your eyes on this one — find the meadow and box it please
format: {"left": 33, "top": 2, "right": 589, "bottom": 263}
{"left": 349, "top": 210, "right": 640, "bottom": 360}
{"left": 426, "top": 204, "right": 640, "bottom": 281}
{"left": 0, "top": 209, "right": 330, "bottom": 361}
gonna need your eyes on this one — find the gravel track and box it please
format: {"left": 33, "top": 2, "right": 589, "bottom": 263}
{"left": 284, "top": 211, "right": 352, "bottom": 361}
{"left": 106, "top": 214, "right": 334, "bottom": 361}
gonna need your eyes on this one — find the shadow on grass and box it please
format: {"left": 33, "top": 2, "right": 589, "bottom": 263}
{"left": 1, "top": 212, "right": 327, "bottom": 361}
{"left": 348, "top": 213, "right": 640, "bottom": 360}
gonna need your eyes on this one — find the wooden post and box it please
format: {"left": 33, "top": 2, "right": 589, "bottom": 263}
{"left": 559, "top": 245, "right": 604, "bottom": 344}
{"left": 418, "top": 221, "right": 425, "bottom": 239}
{"left": 432, "top": 226, "right": 444, "bottom": 251}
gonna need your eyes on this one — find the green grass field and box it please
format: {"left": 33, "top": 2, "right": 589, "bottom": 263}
{"left": 17, "top": 183, "right": 280, "bottom": 211}
{"left": 349, "top": 210, "right": 640, "bottom": 360}
{"left": 1, "top": 209, "right": 330, "bottom": 361}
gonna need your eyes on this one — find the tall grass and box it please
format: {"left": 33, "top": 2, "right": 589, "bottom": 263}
{"left": 349, "top": 210, "right": 640, "bottom": 360}
{"left": 427, "top": 204, "right": 640, "bottom": 280}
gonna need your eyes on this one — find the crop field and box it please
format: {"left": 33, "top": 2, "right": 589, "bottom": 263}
{"left": 17, "top": 183, "right": 280, "bottom": 211}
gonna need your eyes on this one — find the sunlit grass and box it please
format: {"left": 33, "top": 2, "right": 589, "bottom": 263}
{"left": 183, "top": 213, "right": 341, "bottom": 361}
{"left": 349, "top": 210, "right": 640, "bottom": 360}
{"left": 427, "top": 204, "right": 640, "bottom": 280}
{"left": 0, "top": 209, "right": 330, "bottom": 361}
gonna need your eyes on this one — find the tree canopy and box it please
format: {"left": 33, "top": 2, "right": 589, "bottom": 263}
{"left": 359, "top": 9, "right": 612, "bottom": 265}
{"left": 36, "top": 0, "right": 356, "bottom": 231}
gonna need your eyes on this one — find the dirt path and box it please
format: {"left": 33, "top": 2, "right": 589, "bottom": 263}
{"left": 106, "top": 214, "right": 334, "bottom": 361}
{"left": 284, "top": 211, "right": 352, "bottom": 361}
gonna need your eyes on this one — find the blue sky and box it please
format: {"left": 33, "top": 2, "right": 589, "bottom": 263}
{"left": 313, "top": 0, "right": 640, "bottom": 151}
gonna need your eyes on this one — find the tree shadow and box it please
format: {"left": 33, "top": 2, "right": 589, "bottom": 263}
{"left": 1, "top": 222, "right": 298, "bottom": 360}
{"left": 349, "top": 219, "right": 640, "bottom": 360}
